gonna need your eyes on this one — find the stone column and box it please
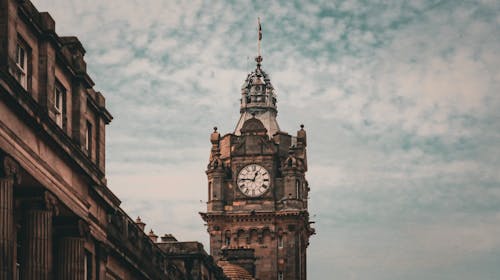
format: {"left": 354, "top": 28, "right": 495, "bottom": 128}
{"left": 0, "top": 155, "right": 20, "bottom": 280}
{"left": 20, "top": 192, "right": 58, "bottom": 280}
{"left": 55, "top": 220, "right": 89, "bottom": 280}
{"left": 56, "top": 237, "right": 85, "bottom": 280}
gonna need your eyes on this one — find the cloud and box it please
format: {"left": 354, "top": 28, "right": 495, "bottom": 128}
{"left": 32, "top": 0, "right": 500, "bottom": 278}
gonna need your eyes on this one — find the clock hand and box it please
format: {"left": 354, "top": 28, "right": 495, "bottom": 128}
{"left": 252, "top": 172, "right": 258, "bottom": 181}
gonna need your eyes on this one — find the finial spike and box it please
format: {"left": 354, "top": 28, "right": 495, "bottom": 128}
{"left": 258, "top": 17, "right": 262, "bottom": 57}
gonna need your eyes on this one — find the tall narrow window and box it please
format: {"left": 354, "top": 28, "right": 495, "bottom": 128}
{"left": 296, "top": 179, "right": 301, "bottom": 199}
{"left": 208, "top": 182, "right": 212, "bottom": 200}
{"left": 224, "top": 231, "right": 231, "bottom": 246}
{"left": 15, "top": 43, "right": 28, "bottom": 89}
{"left": 54, "top": 83, "right": 66, "bottom": 128}
{"left": 85, "top": 121, "right": 92, "bottom": 156}
{"left": 278, "top": 271, "right": 284, "bottom": 280}
{"left": 278, "top": 235, "right": 284, "bottom": 248}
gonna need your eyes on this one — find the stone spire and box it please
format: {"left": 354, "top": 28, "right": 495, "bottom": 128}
{"left": 234, "top": 19, "right": 280, "bottom": 137}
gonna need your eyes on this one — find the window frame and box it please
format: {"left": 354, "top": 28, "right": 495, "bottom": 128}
{"left": 296, "top": 179, "right": 301, "bottom": 199}
{"left": 85, "top": 121, "right": 92, "bottom": 156}
{"left": 54, "top": 82, "right": 66, "bottom": 128}
{"left": 15, "top": 41, "right": 29, "bottom": 89}
{"left": 224, "top": 231, "right": 231, "bottom": 246}
{"left": 278, "top": 235, "right": 284, "bottom": 249}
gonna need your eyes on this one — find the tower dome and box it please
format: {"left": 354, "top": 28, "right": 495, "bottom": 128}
{"left": 234, "top": 56, "right": 280, "bottom": 137}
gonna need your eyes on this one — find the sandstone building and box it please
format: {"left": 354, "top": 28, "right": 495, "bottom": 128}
{"left": 201, "top": 52, "right": 315, "bottom": 279}
{"left": 0, "top": 0, "right": 226, "bottom": 279}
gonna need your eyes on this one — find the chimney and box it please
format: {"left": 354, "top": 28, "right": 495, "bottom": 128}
{"left": 135, "top": 216, "right": 145, "bottom": 231}
{"left": 160, "top": 233, "right": 178, "bottom": 242}
{"left": 148, "top": 229, "right": 158, "bottom": 243}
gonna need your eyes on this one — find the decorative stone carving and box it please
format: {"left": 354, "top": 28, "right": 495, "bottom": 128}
{"left": 240, "top": 118, "right": 267, "bottom": 135}
{"left": 207, "top": 151, "right": 224, "bottom": 171}
{"left": 283, "top": 149, "right": 298, "bottom": 169}
{"left": 1, "top": 154, "right": 21, "bottom": 184}
{"left": 210, "top": 127, "right": 221, "bottom": 148}
{"left": 78, "top": 219, "right": 91, "bottom": 240}
{"left": 296, "top": 124, "right": 307, "bottom": 147}
{"left": 44, "top": 191, "right": 60, "bottom": 216}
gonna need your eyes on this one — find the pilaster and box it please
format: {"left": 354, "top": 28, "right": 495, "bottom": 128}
{"left": 20, "top": 192, "right": 58, "bottom": 280}
{"left": 96, "top": 241, "right": 109, "bottom": 280}
{"left": 0, "top": 155, "right": 20, "bottom": 280}
{"left": 56, "top": 237, "right": 84, "bottom": 280}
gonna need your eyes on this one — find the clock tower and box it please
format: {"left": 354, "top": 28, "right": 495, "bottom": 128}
{"left": 200, "top": 24, "right": 314, "bottom": 280}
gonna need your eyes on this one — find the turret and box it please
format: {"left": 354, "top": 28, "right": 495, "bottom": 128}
{"left": 206, "top": 127, "right": 225, "bottom": 211}
{"left": 280, "top": 125, "right": 308, "bottom": 210}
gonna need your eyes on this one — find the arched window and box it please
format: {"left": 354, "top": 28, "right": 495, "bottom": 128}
{"left": 208, "top": 182, "right": 212, "bottom": 200}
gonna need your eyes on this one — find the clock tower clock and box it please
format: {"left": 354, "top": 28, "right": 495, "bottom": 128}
{"left": 200, "top": 25, "right": 314, "bottom": 280}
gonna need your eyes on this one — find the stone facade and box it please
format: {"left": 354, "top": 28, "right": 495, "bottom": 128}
{"left": 201, "top": 55, "right": 315, "bottom": 280}
{"left": 0, "top": 1, "right": 225, "bottom": 279}
{"left": 157, "top": 234, "right": 227, "bottom": 280}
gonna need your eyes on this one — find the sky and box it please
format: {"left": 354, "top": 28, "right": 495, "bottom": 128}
{"left": 32, "top": 0, "right": 500, "bottom": 279}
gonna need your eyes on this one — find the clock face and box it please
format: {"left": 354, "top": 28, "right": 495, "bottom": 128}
{"left": 237, "top": 164, "right": 270, "bottom": 197}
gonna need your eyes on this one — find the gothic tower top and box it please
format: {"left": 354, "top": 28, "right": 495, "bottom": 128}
{"left": 234, "top": 18, "right": 280, "bottom": 137}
